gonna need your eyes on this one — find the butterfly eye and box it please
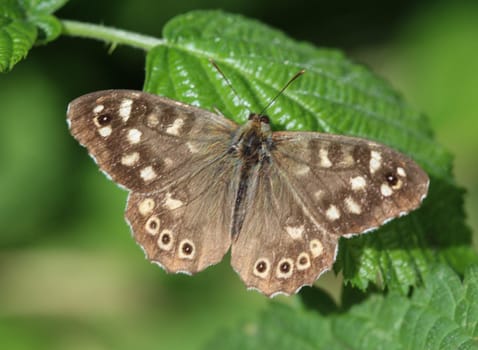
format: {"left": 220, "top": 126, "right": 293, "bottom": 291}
{"left": 260, "top": 115, "right": 270, "bottom": 124}
{"left": 183, "top": 243, "right": 193, "bottom": 254}
{"left": 385, "top": 172, "right": 398, "bottom": 186}
{"left": 248, "top": 113, "right": 256, "bottom": 120}
{"left": 157, "top": 229, "right": 174, "bottom": 251}
{"left": 279, "top": 261, "right": 291, "bottom": 273}
{"left": 145, "top": 216, "right": 161, "bottom": 235}
{"left": 256, "top": 260, "right": 267, "bottom": 273}
{"left": 161, "top": 233, "right": 170, "bottom": 244}
{"left": 97, "top": 114, "right": 112, "bottom": 125}
{"left": 180, "top": 240, "right": 195, "bottom": 256}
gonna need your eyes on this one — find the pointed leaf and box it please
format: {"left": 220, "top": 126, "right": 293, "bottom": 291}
{"left": 0, "top": 0, "right": 36, "bottom": 72}
{"left": 0, "top": 0, "right": 68, "bottom": 72}
{"left": 144, "top": 10, "right": 474, "bottom": 292}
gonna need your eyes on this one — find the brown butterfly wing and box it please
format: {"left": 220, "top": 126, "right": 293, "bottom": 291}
{"left": 231, "top": 162, "right": 338, "bottom": 296}
{"left": 231, "top": 131, "right": 429, "bottom": 296}
{"left": 271, "top": 131, "right": 429, "bottom": 236}
{"left": 67, "top": 90, "right": 238, "bottom": 193}
{"left": 125, "top": 154, "right": 238, "bottom": 274}
{"left": 68, "top": 90, "right": 241, "bottom": 274}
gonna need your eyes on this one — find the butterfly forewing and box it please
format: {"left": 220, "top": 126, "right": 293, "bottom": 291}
{"left": 67, "top": 90, "right": 238, "bottom": 193}
{"left": 271, "top": 132, "right": 429, "bottom": 236}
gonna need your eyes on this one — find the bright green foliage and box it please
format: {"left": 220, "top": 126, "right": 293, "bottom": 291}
{"left": 206, "top": 265, "right": 478, "bottom": 350}
{"left": 0, "top": 3, "right": 474, "bottom": 294}
{"left": 0, "top": 0, "right": 67, "bottom": 71}
{"left": 144, "top": 10, "right": 475, "bottom": 293}
{"left": 0, "top": 5, "right": 476, "bottom": 350}
{"left": 0, "top": 0, "right": 36, "bottom": 72}
{"left": 145, "top": 11, "right": 447, "bottom": 176}
{"left": 19, "top": 0, "right": 68, "bottom": 44}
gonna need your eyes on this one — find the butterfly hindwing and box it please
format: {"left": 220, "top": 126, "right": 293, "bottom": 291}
{"left": 125, "top": 155, "right": 238, "bottom": 274}
{"left": 231, "top": 162, "right": 338, "bottom": 296}
{"left": 67, "top": 90, "right": 238, "bottom": 193}
{"left": 231, "top": 131, "right": 429, "bottom": 296}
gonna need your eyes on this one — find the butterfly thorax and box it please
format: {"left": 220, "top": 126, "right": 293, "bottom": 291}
{"left": 233, "top": 114, "right": 272, "bottom": 162}
{"left": 230, "top": 114, "right": 272, "bottom": 237}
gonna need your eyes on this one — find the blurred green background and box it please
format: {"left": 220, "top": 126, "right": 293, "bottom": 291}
{"left": 1, "top": 1, "right": 477, "bottom": 349}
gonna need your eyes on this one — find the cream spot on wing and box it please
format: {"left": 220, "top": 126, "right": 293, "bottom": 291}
{"left": 121, "top": 152, "right": 139, "bottom": 166}
{"left": 314, "top": 190, "right": 325, "bottom": 201}
{"left": 276, "top": 258, "right": 294, "bottom": 279}
{"left": 157, "top": 229, "right": 174, "bottom": 251}
{"left": 397, "top": 167, "right": 406, "bottom": 177}
{"left": 164, "top": 157, "right": 174, "bottom": 167}
{"left": 319, "top": 148, "right": 332, "bottom": 168}
{"left": 186, "top": 141, "right": 199, "bottom": 153}
{"left": 166, "top": 118, "right": 184, "bottom": 135}
{"left": 140, "top": 166, "right": 157, "bottom": 182}
{"left": 93, "top": 104, "right": 104, "bottom": 114}
{"left": 391, "top": 179, "right": 403, "bottom": 190}
{"left": 146, "top": 114, "right": 159, "bottom": 128}
{"left": 345, "top": 196, "right": 362, "bottom": 214}
{"left": 326, "top": 205, "right": 340, "bottom": 221}
{"left": 286, "top": 225, "right": 304, "bottom": 240}
{"left": 253, "top": 258, "right": 271, "bottom": 279}
{"left": 178, "top": 239, "right": 195, "bottom": 259}
{"left": 163, "top": 192, "right": 183, "bottom": 210}
{"left": 119, "top": 98, "right": 133, "bottom": 122}
{"left": 127, "top": 128, "right": 142, "bottom": 144}
{"left": 370, "top": 151, "right": 382, "bottom": 174}
{"left": 145, "top": 216, "right": 160, "bottom": 235}
{"left": 295, "top": 165, "right": 310, "bottom": 175}
{"left": 350, "top": 176, "right": 366, "bottom": 191}
{"left": 98, "top": 126, "right": 112, "bottom": 137}
{"left": 381, "top": 183, "right": 393, "bottom": 197}
{"left": 138, "top": 198, "right": 155, "bottom": 216}
{"left": 309, "top": 239, "right": 324, "bottom": 258}
{"left": 296, "top": 252, "right": 311, "bottom": 271}
{"left": 341, "top": 152, "right": 355, "bottom": 166}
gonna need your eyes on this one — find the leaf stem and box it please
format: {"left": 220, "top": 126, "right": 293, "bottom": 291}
{"left": 60, "top": 19, "right": 164, "bottom": 51}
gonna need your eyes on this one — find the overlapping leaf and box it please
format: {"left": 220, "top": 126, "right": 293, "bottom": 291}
{"left": 144, "top": 10, "right": 475, "bottom": 292}
{"left": 206, "top": 265, "right": 478, "bottom": 350}
{"left": 0, "top": 0, "right": 67, "bottom": 72}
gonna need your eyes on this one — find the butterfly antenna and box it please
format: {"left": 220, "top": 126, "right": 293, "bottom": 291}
{"left": 209, "top": 58, "right": 249, "bottom": 110}
{"left": 259, "top": 69, "right": 305, "bottom": 116}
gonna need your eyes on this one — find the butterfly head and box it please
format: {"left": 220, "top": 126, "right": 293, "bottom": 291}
{"left": 248, "top": 113, "right": 271, "bottom": 134}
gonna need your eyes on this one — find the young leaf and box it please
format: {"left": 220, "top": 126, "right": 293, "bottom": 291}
{"left": 205, "top": 265, "right": 478, "bottom": 350}
{"left": 0, "top": 0, "right": 67, "bottom": 72}
{"left": 20, "top": 0, "right": 68, "bottom": 44}
{"left": 0, "top": 0, "right": 36, "bottom": 72}
{"left": 144, "top": 10, "right": 474, "bottom": 292}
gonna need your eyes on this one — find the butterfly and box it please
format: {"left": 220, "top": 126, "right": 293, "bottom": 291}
{"left": 67, "top": 89, "right": 429, "bottom": 297}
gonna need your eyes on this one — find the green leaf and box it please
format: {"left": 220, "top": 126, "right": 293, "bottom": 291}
{"left": 27, "top": 12, "right": 62, "bottom": 44}
{"left": 0, "top": 0, "right": 36, "bottom": 72}
{"left": 19, "top": 0, "right": 68, "bottom": 14}
{"left": 145, "top": 11, "right": 447, "bottom": 176}
{"left": 0, "top": 0, "right": 67, "bottom": 71}
{"left": 19, "top": 0, "right": 68, "bottom": 43}
{"left": 336, "top": 177, "right": 477, "bottom": 292}
{"left": 205, "top": 265, "right": 478, "bottom": 350}
{"left": 144, "top": 10, "right": 475, "bottom": 292}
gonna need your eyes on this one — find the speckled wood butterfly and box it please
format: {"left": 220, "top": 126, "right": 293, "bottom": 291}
{"left": 67, "top": 87, "right": 429, "bottom": 297}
